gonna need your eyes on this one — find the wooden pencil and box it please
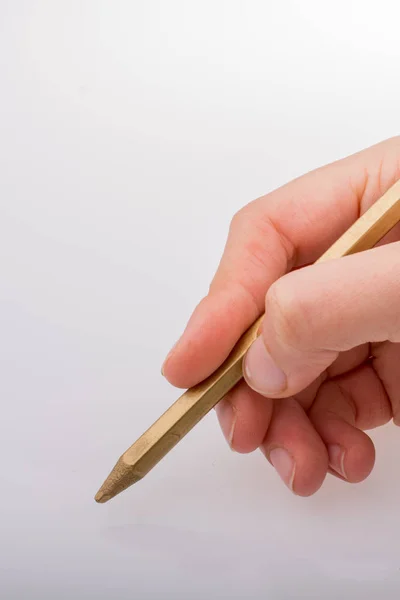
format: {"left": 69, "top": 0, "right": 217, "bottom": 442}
{"left": 95, "top": 179, "right": 400, "bottom": 503}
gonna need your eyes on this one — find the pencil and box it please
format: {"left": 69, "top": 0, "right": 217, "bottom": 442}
{"left": 95, "top": 179, "right": 400, "bottom": 503}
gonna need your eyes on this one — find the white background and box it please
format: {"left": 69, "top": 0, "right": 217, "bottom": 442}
{"left": 1, "top": 1, "right": 400, "bottom": 598}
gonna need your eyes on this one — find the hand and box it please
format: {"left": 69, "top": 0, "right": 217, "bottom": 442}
{"left": 162, "top": 137, "right": 400, "bottom": 496}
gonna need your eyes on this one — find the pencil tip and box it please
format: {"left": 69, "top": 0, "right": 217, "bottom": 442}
{"left": 95, "top": 491, "right": 112, "bottom": 503}
{"left": 94, "top": 456, "right": 143, "bottom": 504}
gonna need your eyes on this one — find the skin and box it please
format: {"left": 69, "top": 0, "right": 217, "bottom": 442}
{"left": 162, "top": 137, "right": 400, "bottom": 496}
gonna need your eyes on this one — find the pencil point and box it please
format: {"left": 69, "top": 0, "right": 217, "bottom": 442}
{"left": 95, "top": 491, "right": 111, "bottom": 503}
{"left": 94, "top": 456, "right": 143, "bottom": 504}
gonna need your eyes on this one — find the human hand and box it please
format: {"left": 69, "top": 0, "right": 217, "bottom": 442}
{"left": 162, "top": 137, "right": 400, "bottom": 496}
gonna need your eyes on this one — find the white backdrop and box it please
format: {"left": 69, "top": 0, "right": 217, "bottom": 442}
{"left": 1, "top": 1, "right": 400, "bottom": 598}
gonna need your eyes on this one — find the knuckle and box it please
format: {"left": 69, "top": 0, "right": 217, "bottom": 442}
{"left": 230, "top": 205, "right": 251, "bottom": 230}
{"left": 265, "top": 277, "right": 312, "bottom": 351}
{"left": 229, "top": 199, "right": 262, "bottom": 232}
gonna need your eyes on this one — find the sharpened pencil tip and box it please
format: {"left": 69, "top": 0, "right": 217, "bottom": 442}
{"left": 95, "top": 491, "right": 112, "bottom": 503}
{"left": 94, "top": 456, "right": 144, "bottom": 504}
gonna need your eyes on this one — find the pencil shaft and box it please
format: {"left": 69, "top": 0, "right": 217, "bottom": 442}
{"left": 95, "top": 180, "right": 400, "bottom": 503}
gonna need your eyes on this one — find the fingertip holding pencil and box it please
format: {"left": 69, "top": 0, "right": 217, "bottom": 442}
{"left": 95, "top": 180, "right": 400, "bottom": 504}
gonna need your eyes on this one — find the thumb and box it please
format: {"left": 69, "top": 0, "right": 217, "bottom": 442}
{"left": 243, "top": 242, "right": 400, "bottom": 397}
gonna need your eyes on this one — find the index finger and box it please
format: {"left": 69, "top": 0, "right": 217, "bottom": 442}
{"left": 162, "top": 137, "right": 400, "bottom": 388}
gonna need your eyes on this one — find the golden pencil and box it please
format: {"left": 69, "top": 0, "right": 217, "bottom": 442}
{"left": 95, "top": 180, "right": 400, "bottom": 503}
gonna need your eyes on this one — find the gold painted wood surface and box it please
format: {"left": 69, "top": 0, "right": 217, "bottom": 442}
{"left": 95, "top": 179, "right": 400, "bottom": 504}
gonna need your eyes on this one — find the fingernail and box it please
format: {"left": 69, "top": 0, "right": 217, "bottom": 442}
{"left": 328, "top": 444, "right": 347, "bottom": 479}
{"left": 244, "top": 336, "right": 287, "bottom": 395}
{"left": 215, "top": 398, "right": 237, "bottom": 449}
{"left": 161, "top": 340, "right": 179, "bottom": 376}
{"left": 269, "top": 447, "right": 296, "bottom": 491}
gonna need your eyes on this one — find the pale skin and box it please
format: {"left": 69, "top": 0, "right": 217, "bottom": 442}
{"left": 162, "top": 137, "right": 400, "bottom": 496}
